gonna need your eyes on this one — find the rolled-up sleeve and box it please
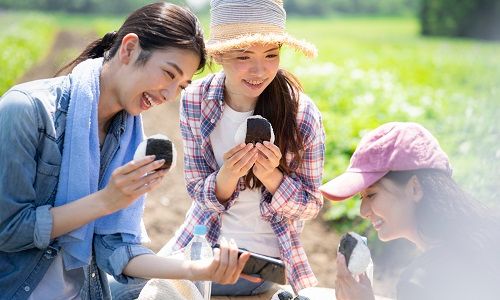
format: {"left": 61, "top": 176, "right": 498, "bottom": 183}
{"left": 0, "top": 91, "right": 53, "bottom": 252}
{"left": 94, "top": 233, "right": 154, "bottom": 284}
{"left": 34, "top": 205, "right": 54, "bottom": 249}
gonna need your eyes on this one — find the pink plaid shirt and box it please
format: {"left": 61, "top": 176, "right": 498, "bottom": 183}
{"left": 171, "top": 72, "right": 325, "bottom": 292}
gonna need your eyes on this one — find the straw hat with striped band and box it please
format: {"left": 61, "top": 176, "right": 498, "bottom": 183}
{"left": 207, "top": 0, "right": 317, "bottom": 58}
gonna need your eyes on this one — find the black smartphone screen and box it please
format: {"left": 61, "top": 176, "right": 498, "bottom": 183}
{"left": 213, "top": 244, "right": 287, "bottom": 284}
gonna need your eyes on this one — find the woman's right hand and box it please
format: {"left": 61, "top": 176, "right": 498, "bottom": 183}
{"left": 335, "top": 253, "right": 375, "bottom": 300}
{"left": 215, "top": 143, "right": 258, "bottom": 202}
{"left": 219, "top": 143, "right": 258, "bottom": 179}
{"left": 101, "top": 155, "right": 167, "bottom": 213}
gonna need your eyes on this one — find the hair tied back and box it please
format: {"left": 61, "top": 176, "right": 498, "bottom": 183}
{"left": 102, "top": 31, "right": 117, "bottom": 58}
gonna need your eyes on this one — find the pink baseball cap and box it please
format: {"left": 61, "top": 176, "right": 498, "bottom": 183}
{"left": 320, "top": 122, "right": 452, "bottom": 201}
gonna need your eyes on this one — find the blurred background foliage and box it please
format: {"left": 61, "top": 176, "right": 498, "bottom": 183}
{"left": 1, "top": 0, "right": 499, "bottom": 40}
{"left": 0, "top": 0, "right": 499, "bottom": 260}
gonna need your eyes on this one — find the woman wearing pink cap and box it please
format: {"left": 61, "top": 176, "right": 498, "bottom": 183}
{"left": 320, "top": 122, "right": 500, "bottom": 300}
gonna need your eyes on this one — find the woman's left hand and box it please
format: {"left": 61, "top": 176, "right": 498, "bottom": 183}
{"left": 335, "top": 253, "right": 375, "bottom": 300}
{"left": 253, "top": 141, "right": 282, "bottom": 181}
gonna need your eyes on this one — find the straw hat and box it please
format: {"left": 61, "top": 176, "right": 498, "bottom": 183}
{"left": 206, "top": 0, "right": 317, "bottom": 58}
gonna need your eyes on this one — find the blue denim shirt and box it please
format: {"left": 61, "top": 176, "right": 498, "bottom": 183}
{"left": 0, "top": 77, "right": 153, "bottom": 300}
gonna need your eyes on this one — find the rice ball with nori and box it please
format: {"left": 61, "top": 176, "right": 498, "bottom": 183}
{"left": 338, "top": 232, "right": 372, "bottom": 275}
{"left": 234, "top": 115, "right": 275, "bottom": 145}
{"left": 134, "top": 134, "right": 176, "bottom": 170}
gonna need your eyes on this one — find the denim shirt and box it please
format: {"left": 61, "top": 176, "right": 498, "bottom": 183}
{"left": 0, "top": 77, "right": 152, "bottom": 300}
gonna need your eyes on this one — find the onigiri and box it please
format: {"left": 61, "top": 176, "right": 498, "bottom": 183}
{"left": 338, "top": 232, "right": 372, "bottom": 275}
{"left": 234, "top": 115, "right": 275, "bottom": 145}
{"left": 134, "top": 134, "right": 176, "bottom": 170}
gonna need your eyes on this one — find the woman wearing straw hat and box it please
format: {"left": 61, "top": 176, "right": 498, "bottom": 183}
{"left": 320, "top": 122, "right": 500, "bottom": 300}
{"left": 161, "top": 0, "right": 326, "bottom": 296}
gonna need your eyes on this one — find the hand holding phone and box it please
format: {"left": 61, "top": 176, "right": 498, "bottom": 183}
{"left": 213, "top": 244, "right": 287, "bottom": 284}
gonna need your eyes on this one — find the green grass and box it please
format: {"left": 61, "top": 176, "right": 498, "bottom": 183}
{"left": 0, "top": 13, "right": 57, "bottom": 93}
{"left": 1, "top": 13, "right": 498, "bottom": 235}
{"left": 281, "top": 17, "right": 500, "bottom": 233}
{"left": 48, "top": 12, "right": 124, "bottom": 36}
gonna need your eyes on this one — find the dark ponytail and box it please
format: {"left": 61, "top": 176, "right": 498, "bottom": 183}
{"left": 56, "top": 31, "right": 117, "bottom": 76}
{"left": 56, "top": 2, "right": 206, "bottom": 76}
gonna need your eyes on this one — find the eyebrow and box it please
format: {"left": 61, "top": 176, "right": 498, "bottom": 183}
{"left": 238, "top": 47, "right": 280, "bottom": 54}
{"left": 166, "top": 62, "right": 184, "bottom": 77}
{"left": 166, "top": 62, "right": 192, "bottom": 84}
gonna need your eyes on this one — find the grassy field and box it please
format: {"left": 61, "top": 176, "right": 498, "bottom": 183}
{"left": 0, "top": 13, "right": 57, "bottom": 93}
{"left": 283, "top": 17, "right": 500, "bottom": 233}
{"left": 1, "top": 13, "right": 499, "bottom": 235}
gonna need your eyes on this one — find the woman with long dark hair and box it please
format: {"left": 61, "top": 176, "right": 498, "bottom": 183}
{"left": 0, "top": 3, "right": 249, "bottom": 299}
{"left": 161, "top": 0, "right": 326, "bottom": 296}
{"left": 321, "top": 122, "right": 500, "bottom": 300}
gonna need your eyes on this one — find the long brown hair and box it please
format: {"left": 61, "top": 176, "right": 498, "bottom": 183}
{"left": 244, "top": 69, "right": 304, "bottom": 189}
{"left": 56, "top": 2, "right": 206, "bottom": 75}
{"left": 384, "top": 169, "right": 499, "bottom": 252}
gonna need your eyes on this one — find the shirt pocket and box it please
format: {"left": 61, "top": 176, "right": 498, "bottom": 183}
{"left": 34, "top": 159, "right": 60, "bottom": 206}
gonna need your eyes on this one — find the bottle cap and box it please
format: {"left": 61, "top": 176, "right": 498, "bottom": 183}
{"left": 194, "top": 224, "right": 207, "bottom": 235}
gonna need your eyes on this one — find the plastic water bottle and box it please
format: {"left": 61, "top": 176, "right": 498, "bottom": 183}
{"left": 185, "top": 224, "right": 213, "bottom": 300}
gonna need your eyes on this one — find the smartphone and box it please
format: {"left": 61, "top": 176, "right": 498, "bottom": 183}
{"left": 213, "top": 244, "right": 287, "bottom": 285}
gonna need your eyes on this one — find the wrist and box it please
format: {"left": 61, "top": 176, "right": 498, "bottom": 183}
{"left": 261, "top": 169, "right": 284, "bottom": 194}
{"left": 184, "top": 260, "right": 196, "bottom": 280}
{"left": 215, "top": 170, "right": 239, "bottom": 203}
{"left": 96, "top": 189, "right": 117, "bottom": 216}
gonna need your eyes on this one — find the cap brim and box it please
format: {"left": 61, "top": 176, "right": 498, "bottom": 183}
{"left": 320, "top": 171, "right": 387, "bottom": 201}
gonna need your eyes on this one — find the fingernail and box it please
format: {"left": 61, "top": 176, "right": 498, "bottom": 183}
{"left": 147, "top": 155, "right": 156, "bottom": 160}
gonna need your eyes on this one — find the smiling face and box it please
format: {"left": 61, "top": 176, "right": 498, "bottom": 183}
{"left": 217, "top": 43, "right": 280, "bottom": 104}
{"left": 120, "top": 48, "right": 200, "bottom": 115}
{"left": 360, "top": 177, "right": 421, "bottom": 243}
{"left": 104, "top": 33, "right": 201, "bottom": 117}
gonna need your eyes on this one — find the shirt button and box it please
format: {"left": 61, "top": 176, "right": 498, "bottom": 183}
{"left": 210, "top": 118, "right": 215, "bottom": 123}
{"left": 24, "top": 286, "right": 30, "bottom": 292}
{"left": 91, "top": 272, "right": 96, "bottom": 278}
{"left": 46, "top": 249, "right": 52, "bottom": 255}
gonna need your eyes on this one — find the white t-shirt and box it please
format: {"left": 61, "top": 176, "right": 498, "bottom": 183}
{"left": 210, "top": 104, "right": 280, "bottom": 257}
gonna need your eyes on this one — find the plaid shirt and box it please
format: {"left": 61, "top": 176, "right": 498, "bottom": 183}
{"left": 171, "top": 72, "right": 326, "bottom": 293}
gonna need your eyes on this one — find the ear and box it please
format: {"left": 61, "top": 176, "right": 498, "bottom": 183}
{"left": 118, "top": 33, "right": 140, "bottom": 65}
{"left": 406, "top": 175, "right": 423, "bottom": 203}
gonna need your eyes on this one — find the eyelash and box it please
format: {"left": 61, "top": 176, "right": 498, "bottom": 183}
{"left": 164, "top": 70, "right": 175, "bottom": 79}
{"left": 236, "top": 54, "right": 278, "bottom": 60}
{"left": 361, "top": 193, "right": 376, "bottom": 200}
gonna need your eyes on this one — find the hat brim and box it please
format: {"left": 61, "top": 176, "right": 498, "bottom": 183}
{"left": 320, "top": 171, "right": 387, "bottom": 201}
{"left": 206, "top": 33, "right": 317, "bottom": 58}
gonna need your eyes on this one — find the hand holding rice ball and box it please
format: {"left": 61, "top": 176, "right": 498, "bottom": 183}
{"left": 234, "top": 115, "right": 275, "bottom": 145}
{"left": 338, "top": 232, "right": 372, "bottom": 276}
{"left": 134, "top": 134, "right": 176, "bottom": 171}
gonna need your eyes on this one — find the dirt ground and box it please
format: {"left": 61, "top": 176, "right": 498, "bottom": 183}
{"left": 19, "top": 31, "right": 398, "bottom": 297}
